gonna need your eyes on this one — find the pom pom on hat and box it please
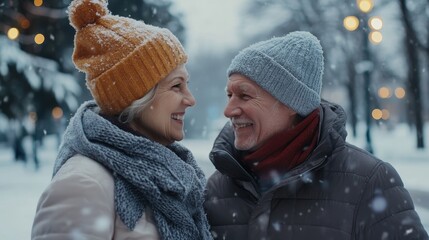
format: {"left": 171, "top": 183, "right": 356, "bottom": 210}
{"left": 69, "top": 0, "right": 109, "bottom": 30}
{"left": 68, "top": 0, "right": 187, "bottom": 115}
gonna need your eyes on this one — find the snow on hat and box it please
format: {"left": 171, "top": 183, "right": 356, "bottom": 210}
{"left": 68, "top": 0, "right": 187, "bottom": 115}
{"left": 227, "top": 31, "right": 324, "bottom": 116}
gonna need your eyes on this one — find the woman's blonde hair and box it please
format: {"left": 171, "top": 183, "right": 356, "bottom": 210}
{"left": 118, "top": 85, "right": 158, "bottom": 124}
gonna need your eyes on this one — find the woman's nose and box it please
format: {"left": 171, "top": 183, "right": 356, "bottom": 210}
{"left": 184, "top": 91, "right": 196, "bottom": 107}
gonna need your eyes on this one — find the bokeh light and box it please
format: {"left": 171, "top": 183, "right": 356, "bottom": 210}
{"left": 52, "top": 107, "right": 63, "bottom": 120}
{"left": 372, "top": 109, "right": 382, "bottom": 120}
{"left": 34, "top": 0, "right": 43, "bottom": 7}
{"left": 34, "top": 33, "right": 45, "bottom": 44}
{"left": 7, "top": 28, "right": 20, "bottom": 40}
{"left": 357, "top": 0, "right": 374, "bottom": 13}
{"left": 369, "top": 31, "right": 382, "bottom": 44}
{"left": 381, "top": 109, "right": 390, "bottom": 120}
{"left": 343, "top": 16, "right": 360, "bottom": 31}
{"left": 378, "top": 87, "right": 391, "bottom": 99}
{"left": 395, "top": 87, "right": 406, "bottom": 99}
{"left": 369, "top": 16, "right": 383, "bottom": 30}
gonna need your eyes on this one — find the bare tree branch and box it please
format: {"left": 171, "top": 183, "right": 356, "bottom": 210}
{"left": 398, "top": 0, "right": 429, "bottom": 53}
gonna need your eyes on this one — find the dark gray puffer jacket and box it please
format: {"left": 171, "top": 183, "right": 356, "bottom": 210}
{"left": 204, "top": 101, "right": 428, "bottom": 240}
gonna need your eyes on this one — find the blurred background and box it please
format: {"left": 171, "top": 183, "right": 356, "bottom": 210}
{"left": 0, "top": 0, "right": 429, "bottom": 238}
{"left": 1, "top": 0, "right": 428, "bottom": 161}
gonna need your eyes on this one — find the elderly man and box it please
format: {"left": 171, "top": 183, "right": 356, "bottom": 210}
{"left": 204, "top": 31, "right": 428, "bottom": 240}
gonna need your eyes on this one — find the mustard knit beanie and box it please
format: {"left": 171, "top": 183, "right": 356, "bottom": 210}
{"left": 227, "top": 31, "right": 324, "bottom": 116}
{"left": 68, "top": 0, "right": 187, "bottom": 115}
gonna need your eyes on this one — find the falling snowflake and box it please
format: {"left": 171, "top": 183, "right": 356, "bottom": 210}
{"left": 371, "top": 196, "right": 387, "bottom": 213}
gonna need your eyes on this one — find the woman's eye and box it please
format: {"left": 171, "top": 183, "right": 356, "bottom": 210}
{"left": 172, "top": 83, "right": 181, "bottom": 89}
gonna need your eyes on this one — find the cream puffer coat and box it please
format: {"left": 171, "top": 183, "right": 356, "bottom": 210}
{"left": 32, "top": 154, "right": 160, "bottom": 240}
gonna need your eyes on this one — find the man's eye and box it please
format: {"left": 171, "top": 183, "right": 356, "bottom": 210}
{"left": 241, "top": 94, "right": 250, "bottom": 100}
{"left": 227, "top": 93, "right": 232, "bottom": 98}
{"left": 172, "top": 84, "right": 181, "bottom": 89}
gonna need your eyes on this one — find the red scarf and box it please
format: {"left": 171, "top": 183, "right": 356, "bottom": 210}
{"left": 242, "top": 109, "right": 320, "bottom": 180}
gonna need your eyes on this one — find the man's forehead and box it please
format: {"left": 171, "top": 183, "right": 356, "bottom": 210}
{"left": 227, "top": 75, "right": 259, "bottom": 90}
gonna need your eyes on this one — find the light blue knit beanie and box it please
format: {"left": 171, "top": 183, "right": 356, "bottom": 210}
{"left": 227, "top": 31, "right": 324, "bottom": 116}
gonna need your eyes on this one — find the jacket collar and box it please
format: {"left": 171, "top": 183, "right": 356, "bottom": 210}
{"left": 209, "top": 100, "right": 347, "bottom": 193}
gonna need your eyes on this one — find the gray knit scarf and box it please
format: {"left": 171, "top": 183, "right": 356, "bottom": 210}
{"left": 54, "top": 101, "right": 212, "bottom": 240}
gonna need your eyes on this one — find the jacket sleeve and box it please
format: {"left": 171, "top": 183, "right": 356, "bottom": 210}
{"left": 355, "top": 162, "right": 428, "bottom": 239}
{"left": 31, "top": 165, "right": 115, "bottom": 240}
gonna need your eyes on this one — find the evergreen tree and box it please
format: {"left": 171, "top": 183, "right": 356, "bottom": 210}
{"left": 0, "top": 0, "right": 185, "bottom": 166}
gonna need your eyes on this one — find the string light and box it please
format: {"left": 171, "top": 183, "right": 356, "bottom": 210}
{"left": 395, "top": 87, "right": 406, "bottom": 99}
{"left": 371, "top": 109, "right": 383, "bottom": 120}
{"left": 357, "top": 0, "right": 374, "bottom": 13}
{"left": 369, "top": 31, "right": 383, "bottom": 44}
{"left": 7, "top": 28, "right": 20, "bottom": 40}
{"left": 378, "top": 87, "right": 391, "bottom": 99}
{"left": 52, "top": 107, "right": 63, "bottom": 120}
{"left": 343, "top": 16, "right": 360, "bottom": 31}
{"left": 381, "top": 109, "right": 390, "bottom": 120}
{"left": 34, "top": 0, "right": 43, "bottom": 7}
{"left": 369, "top": 17, "right": 383, "bottom": 30}
{"left": 34, "top": 33, "right": 45, "bottom": 44}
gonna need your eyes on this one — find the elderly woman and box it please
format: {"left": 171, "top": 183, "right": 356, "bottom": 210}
{"left": 31, "top": 0, "right": 212, "bottom": 239}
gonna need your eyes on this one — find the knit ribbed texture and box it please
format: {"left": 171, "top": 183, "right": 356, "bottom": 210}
{"left": 54, "top": 101, "right": 213, "bottom": 240}
{"left": 227, "top": 31, "right": 324, "bottom": 116}
{"left": 69, "top": 0, "right": 187, "bottom": 115}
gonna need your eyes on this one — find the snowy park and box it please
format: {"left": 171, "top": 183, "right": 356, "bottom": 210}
{"left": 1, "top": 123, "right": 429, "bottom": 239}
{"left": 1, "top": 0, "right": 429, "bottom": 239}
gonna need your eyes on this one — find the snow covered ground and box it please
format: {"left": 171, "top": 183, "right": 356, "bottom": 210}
{"left": 0, "top": 123, "right": 428, "bottom": 239}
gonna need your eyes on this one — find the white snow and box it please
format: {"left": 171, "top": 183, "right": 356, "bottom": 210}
{"left": 0, "top": 123, "right": 428, "bottom": 239}
{"left": 0, "top": 36, "right": 81, "bottom": 111}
